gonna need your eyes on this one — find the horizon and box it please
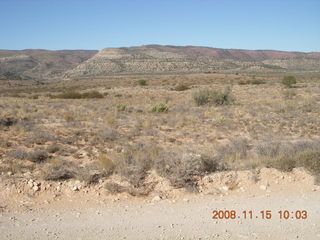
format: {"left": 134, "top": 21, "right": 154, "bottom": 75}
{"left": 1, "top": 0, "right": 319, "bottom": 52}
{"left": 1, "top": 44, "right": 320, "bottom": 53}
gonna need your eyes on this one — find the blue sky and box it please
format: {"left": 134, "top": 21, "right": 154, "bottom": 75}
{"left": 1, "top": 0, "right": 319, "bottom": 52}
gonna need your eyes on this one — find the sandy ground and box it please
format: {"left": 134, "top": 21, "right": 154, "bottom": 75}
{"left": 1, "top": 188, "right": 320, "bottom": 240}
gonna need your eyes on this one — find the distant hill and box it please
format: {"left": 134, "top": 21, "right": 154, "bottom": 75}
{"left": 66, "top": 45, "right": 320, "bottom": 77}
{"left": 0, "top": 49, "right": 98, "bottom": 80}
{"left": 1, "top": 46, "right": 320, "bottom": 80}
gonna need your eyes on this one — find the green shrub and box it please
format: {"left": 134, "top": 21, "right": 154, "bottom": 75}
{"left": 173, "top": 84, "right": 190, "bottom": 91}
{"left": 282, "top": 76, "right": 297, "bottom": 88}
{"left": 193, "top": 88, "right": 233, "bottom": 106}
{"left": 116, "top": 104, "right": 127, "bottom": 111}
{"left": 28, "top": 95, "right": 39, "bottom": 99}
{"left": 151, "top": 103, "right": 169, "bottom": 112}
{"left": 138, "top": 80, "right": 147, "bottom": 86}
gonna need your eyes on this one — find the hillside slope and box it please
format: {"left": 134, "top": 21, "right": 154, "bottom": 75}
{"left": 0, "top": 49, "right": 98, "bottom": 80}
{"left": 66, "top": 45, "right": 320, "bottom": 77}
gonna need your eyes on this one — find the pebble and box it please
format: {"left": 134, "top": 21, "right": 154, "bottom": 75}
{"left": 72, "top": 186, "right": 79, "bottom": 191}
{"left": 221, "top": 186, "right": 229, "bottom": 191}
{"left": 28, "top": 180, "right": 34, "bottom": 188}
{"left": 33, "top": 186, "right": 40, "bottom": 192}
{"left": 7, "top": 171, "right": 13, "bottom": 176}
{"left": 152, "top": 196, "right": 162, "bottom": 202}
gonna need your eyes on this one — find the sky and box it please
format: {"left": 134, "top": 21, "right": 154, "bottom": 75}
{"left": 0, "top": 0, "right": 319, "bottom": 52}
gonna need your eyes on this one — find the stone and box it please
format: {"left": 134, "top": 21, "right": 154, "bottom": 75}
{"left": 33, "top": 186, "right": 40, "bottom": 192}
{"left": 222, "top": 186, "right": 229, "bottom": 191}
{"left": 152, "top": 196, "right": 162, "bottom": 202}
{"left": 28, "top": 180, "right": 34, "bottom": 188}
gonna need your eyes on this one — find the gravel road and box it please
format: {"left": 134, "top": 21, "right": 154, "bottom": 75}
{"left": 1, "top": 191, "right": 319, "bottom": 240}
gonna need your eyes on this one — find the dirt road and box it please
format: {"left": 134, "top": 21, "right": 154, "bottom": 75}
{"left": 1, "top": 190, "right": 319, "bottom": 240}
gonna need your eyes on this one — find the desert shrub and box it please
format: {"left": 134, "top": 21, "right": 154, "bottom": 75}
{"left": 173, "top": 84, "right": 190, "bottom": 91}
{"left": 215, "top": 138, "right": 249, "bottom": 169}
{"left": 28, "top": 95, "right": 39, "bottom": 99}
{"left": 27, "top": 130, "right": 56, "bottom": 145}
{"left": 113, "top": 143, "right": 159, "bottom": 187}
{"left": 27, "top": 149, "right": 48, "bottom": 163}
{"left": 282, "top": 76, "right": 297, "bottom": 88}
{"left": 151, "top": 103, "right": 168, "bottom": 113}
{"left": 97, "top": 154, "right": 115, "bottom": 174}
{"left": 193, "top": 88, "right": 233, "bottom": 106}
{"left": 154, "top": 149, "right": 219, "bottom": 188}
{"left": 46, "top": 144, "right": 60, "bottom": 153}
{"left": 51, "top": 90, "right": 104, "bottom": 99}
{"left": 137, "top": 80, "right": 147, "bottom": 86}
{"left": 116, "top": 104, "right": 127, "bottom": 111}
{"left": 97, "top": 128, "right": 118, "bottom": 141}
{"left": 63, "top": 112, "right": 75, "bottom": 121}
{"left": 238, "top": 79, "right": 266, "bottom": 85}
{"left": 0, "top": 117, "right": 17, "bottom": 127}
{"left": 81, "top": 91, "right": 104, "bottom": 99}
{"left": 256, "top": 139, "right": 320, "bottom": 173}
{"left": 7, "top": 148, "right": 29, "bottom": 160}
{"left": 298, "top": 150, "right": 320, "bottom": 182}
{"left": 41, "top": 158, "right": 76, "bottom": 181}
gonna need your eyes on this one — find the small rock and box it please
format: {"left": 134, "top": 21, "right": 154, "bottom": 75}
{"left": 28, "top": 180, "right": 34, "bottom": 188}
{"left": 72, "top": 186, "right": 79, "bottom": 191}
{"left": 183, "top": 198, "right": 189, "bottom": 202}
{"left": 221, "top": 186, "right": 229, "bottom": 191}
{"left": 7, "top": 171, "right": 13, "bottom": 176}
{"left": 33, "top": 182, "right": 40, "bottom": 187}
{"left": 33, "top": 186, "right": 40, "bottom": 192}
{"left": 152, "top": 196, "right": 162, "bottom": 202}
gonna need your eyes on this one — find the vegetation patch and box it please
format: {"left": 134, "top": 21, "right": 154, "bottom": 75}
{"left": 50, "top": 90, "right": 104, "bottom": 99}
{"left": 193, "top": 87, "right": 233, "bottom": 106}
{"left": 282, "top": 76, "right": 297, "bottom": 88}
{"left": 151, "top": 103, "right": 169, "bottom": 112}
{"left": 172, "top": 84, "right": 190, "bottom": 91}
{"left": 238, "top": 79, "right": 266, "bottom": 85}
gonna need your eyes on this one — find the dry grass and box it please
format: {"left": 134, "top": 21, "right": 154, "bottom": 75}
{"left": 1, "top": 72, "right": 320, "bottom": 190}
